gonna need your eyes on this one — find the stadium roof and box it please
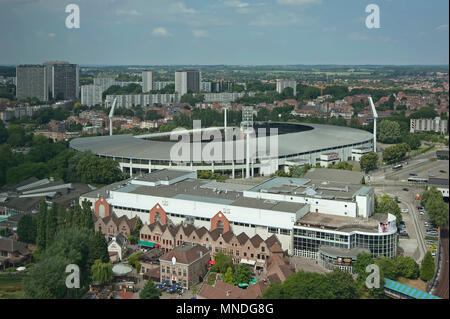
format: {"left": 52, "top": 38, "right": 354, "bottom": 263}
{"left": 384, "top": 278, "right": 441, "bottom": 299}
{"left": 69, "top": 123, "right": 373, "bottom": 161}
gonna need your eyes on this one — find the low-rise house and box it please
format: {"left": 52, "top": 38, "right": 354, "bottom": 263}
{"left": 139, "top": 248, "right": 164, "bottom": 280}
{"left": 93, "top": 212, "right": 137, "bottom": 240}
{"left": 0, "top": 237, "right": 32, "bottom": 270}
{"left": 197, "top": 279, "right": 268, "bottom": 299}
{"left": 107, "top": 232, "right": 128, "bottom": 262}
{"left": 159, "top": 243, "right": 210, "bottom": 289}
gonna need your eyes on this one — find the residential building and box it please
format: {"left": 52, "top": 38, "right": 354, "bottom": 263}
{"left": 175, "top": 70, "right": 200, "bottom": 96}
{"left": 142, "top": 70, "right": 154, "bottom": 93}
{"left": 43, "top": 61, "right": 79, "bottom": 100}
{"left": 93, "top": 77, "right": 116, "bottom": 92}
{"left": 410, "top": 117, "right": 448, "bottom": 134}
{"left": 93, "top": 211, "right": 138, "bottom": 240}
{"left": 0, "top": 237, "right": 32, "bottom": 270}
{"left": 276, "top": 79, "right": 297, "bottom": 97}
{"left": 81, "top": 84, "right": 103, "bottom": 106}
{"left": 16, "top": 65, "right": 48, "bottom": 101}
{"left": 107, "top": 232, "right": 129, "bottom": 262}
{"left": 159, "top": 242, "right": 210, "bottom": 289}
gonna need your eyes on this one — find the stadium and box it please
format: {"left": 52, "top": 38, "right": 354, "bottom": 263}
{"left": 69, "top": 122, "right": 374, "bottom": 178}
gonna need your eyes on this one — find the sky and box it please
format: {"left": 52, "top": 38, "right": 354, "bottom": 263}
{"left": 0, "top": 0, "right": 448, "bottom": 65}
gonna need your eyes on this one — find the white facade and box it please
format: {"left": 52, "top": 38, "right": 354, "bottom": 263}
{"left": 201, "top": 82, "right": 212, "bottom": 93}
{"left": 153, "top": 81, "right": 174, "bottom": 91}
{"left": 410, "top": 117, "right": 448, "bottom": 134}
{"left": 81, "top": 84, "right": 103, "bottom": 107}
{"left": 351, "top": 148, "right": 373, "bottom": 162}
{"left": 175, "top": 71, "right": 188, "bottom": 96}
{"left": 93, "top": 77, "right": 116, "bottom": 92}
{"left": 276, "top": 79, "right": 297, "bottom": 96}
{"left": 142, "top": 70, "right": 153, "bottom": 93}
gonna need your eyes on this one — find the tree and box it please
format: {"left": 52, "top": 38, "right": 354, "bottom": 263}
{"left": 0, "top": 119, "right": 8, "bottom": 144}
{"left": 374, "top": 257, "right": 400, "bottom": 279}
{"left": 325, "top": 271, "right": 358, "bottom": 299}
{"left": 211, "top": 252, "right": 234, "bottom": 274}
{"left": 378, "top": 120, "right": 402, "bottom": 144}
{"left": 140, "top": 280, "right": 162, "bottom": 299}
{"left": 36, "top": 200, "right": 48, "bottom": 251}
{"left": 403, "top": 134, "right": 421, "bottom": 150}
{"left": 376, "top": 196, "right": 402, "bottom": 226}
{"left": 222, "top": 267, "right": 234, "bottom": 285}
{"left": 88, "top": 231, "right": 110, "bottom": 265}
{"left": 17, "top": 214, "right": 37, "bottom": 244}
{"left": 233, "top": 264, "right": 252, "bottom": 285}
{"left": 76, "top": 154, "right": 124, "bottom": 185}
{"left": 45, "top": 202, "right": 58, "bottom": 248}
{"left": 23, "top": 256, "right": 71, "bottom": 299}
{"left": 421, "top": 187, "right": 449, "bottom": 227}
{"left": 361, "top": 176, "right": 366, "bottom": 185}
{"left": 396, "top": 256, "right": 420, "bottom": 279}
{"left": 420, "top": 251, "right": 435, "bottom": 281}
{"left": 91, "top": 259, "right": 113, "bottom": 284}
{"left": 360, "top": 152, "right": 378, "bottom": 172}
{"left": 382, "top": 143, "right": 410, "bottom": 164}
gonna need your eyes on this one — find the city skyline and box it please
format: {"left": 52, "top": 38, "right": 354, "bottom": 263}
{"left": 0, "top": 0, "right": 448, "bottom": 66}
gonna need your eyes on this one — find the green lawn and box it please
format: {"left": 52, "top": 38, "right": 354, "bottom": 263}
{"left": 0, "top": 273, "right": 26, "bottom": 299}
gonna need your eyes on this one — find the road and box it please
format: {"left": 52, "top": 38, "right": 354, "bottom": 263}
{"left": 375, "top": 185, "right": 427, "bottom": 263}
{"left": 434, "top": 227, "right": 449, "bottom": 299}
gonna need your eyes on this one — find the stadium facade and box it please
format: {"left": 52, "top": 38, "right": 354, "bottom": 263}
{"left": 70, "top": 122, "right": 374, "bottom": 178}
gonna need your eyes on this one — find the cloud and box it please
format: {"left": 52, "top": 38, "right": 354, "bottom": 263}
{"left": 116, "top": 9, "right": 142, "bottom": 16}
{"left": 223, "top": 0, "right": 249, "bottom": 8}
{"left": 152, "top": 27, "right": 171, "bottom": 37}
{"left": 170, "top": 2, "right": 196, "bottom": 14}
{"left": 249, "top": 12, "right": 302, "bottom": 27}
{"left": 277, "top": 0, "right": 322, "bottom": 5}
{"left": 192, "top": 29, "right": 208, "bottom": 38}
{"left": 436, "top": 24, "right": 449, "bottom": 31}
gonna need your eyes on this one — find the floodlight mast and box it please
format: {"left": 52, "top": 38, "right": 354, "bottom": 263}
{"left": 368, "top": 97, "right": 378, "bottom": 153}
{"left": 109, "top": 98, "right": 117, "bottom": 136}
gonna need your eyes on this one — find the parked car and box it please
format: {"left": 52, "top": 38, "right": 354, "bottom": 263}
{"left": 394, "top": 199, "right": 401, "bottom": 203}
{"left": 439, "top": 170, "right": 446, "bottom": 174}
{"left": 431, "top": 251, "right": 436, "bottom": 257}
{"left": 403, "top": 188, "right": 409, "bottom": 191}
{"left": 418, "top": 205, "right": 424, "bottom": 210}
{"left": 401, "top": 209, "right": 409, "bottom": 213}
{"left": 155, "top": 284, "right": 164, "bottom": 289}
{"left": 409, "top": 173, "right": 417, "bottom": 176}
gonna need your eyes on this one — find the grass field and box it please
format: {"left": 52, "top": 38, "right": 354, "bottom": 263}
{"left": 0, "top": 273, "right": 26, "bottom": 299}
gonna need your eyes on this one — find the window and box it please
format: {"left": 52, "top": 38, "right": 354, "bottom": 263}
{"left": 261, "top": 247, "right": 265, "bottom": 252}
{"left": 250, "top": 253, "right": 254, "bottom": 258}
{"left": 178, "top": 268, "right": 181, "bottom": 276}
{"left": 180, "top": 234, "right": 183, "bottom": 239}
{"left": 162, "top": 266, "right": 165, "bottom": 273}
{"left": 244, "top": 252, "right": 247, "bottom": 257}
{"left": 206, "top": 237, "right": 209, "bottom": 241}
{"left": 268, "top": 227, "right": 278, "bottom": 234}
{"left": 183, "top": 269, "right": 187, "bottom": 277}
{"left": 236, "top": 250, "right": 239, "bottom": 256}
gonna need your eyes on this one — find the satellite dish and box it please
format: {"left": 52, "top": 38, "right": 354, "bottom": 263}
{"left": 172, "top": 256, "right": 176, "bottom": 265}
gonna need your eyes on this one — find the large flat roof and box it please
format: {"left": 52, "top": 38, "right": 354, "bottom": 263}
{"left": 69, "top": 123, "right": 373, "bottom": 161}
{"left": 248, "top": 176, "right": 369, "bottom": 201}
{"left": 296, "top": 212, "right": 385, "bottom": 233}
